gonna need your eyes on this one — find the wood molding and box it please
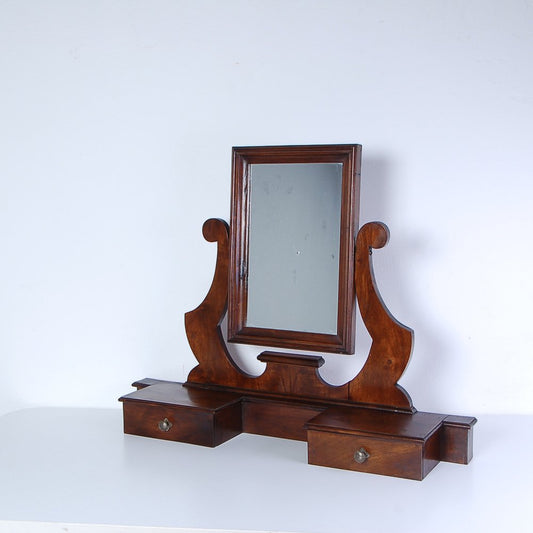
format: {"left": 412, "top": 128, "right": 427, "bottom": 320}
{"left": 227, "top": 144, "right": 361, "bottom": 353}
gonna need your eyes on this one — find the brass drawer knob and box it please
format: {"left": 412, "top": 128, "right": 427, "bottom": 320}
{"left": 158, "top": 418, "right": 172, "bottom": 432}
{"left": 354, "top": 447, "right": 370, "bottom": 464}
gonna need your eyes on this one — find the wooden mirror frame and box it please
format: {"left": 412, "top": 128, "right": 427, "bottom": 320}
{"left": 227, "top": 144, "right": 361, "bottom": 354}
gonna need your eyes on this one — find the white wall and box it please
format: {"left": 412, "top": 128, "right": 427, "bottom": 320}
{"left": 1, "top": 0, "right": 532, "bottom": 417}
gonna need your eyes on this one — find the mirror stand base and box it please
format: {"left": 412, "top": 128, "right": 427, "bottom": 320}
{"left": 120, "top": 379, "right": 475, "bottom": 481}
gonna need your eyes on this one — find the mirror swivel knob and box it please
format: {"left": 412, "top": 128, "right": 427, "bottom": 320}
{"left": 158, "top": 418, "right": 172, "bottom": 432}
{"left": 354, "top": 447, "right": 370, "bottom": 464}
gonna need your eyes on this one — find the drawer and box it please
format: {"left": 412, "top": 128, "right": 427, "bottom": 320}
{"left": 305, "top": 406, "right": 444, "bottom": 480}
{"left": 307, "top": 428, "right": 440, "bottom": 480}
{"left": 122, "top": 401, "right": 217, "bottom": 446}
{"left": 120, "top": 382, "right": 243, "bottom": 447}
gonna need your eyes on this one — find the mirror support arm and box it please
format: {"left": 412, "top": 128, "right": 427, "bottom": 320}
{"left": 350, "top": 222, "right": 414, "bottom": 411}
{"left": 185, "top": 218, "right": 253, "bottom": 385}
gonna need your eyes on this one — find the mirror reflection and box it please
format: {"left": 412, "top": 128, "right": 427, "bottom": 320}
{"left": 247, "top": 163, "right": 342, "bottom": 334}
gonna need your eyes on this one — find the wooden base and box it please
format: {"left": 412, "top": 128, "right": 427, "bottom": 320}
{"left": 120, "top": 379, "right": 476, "bottom": 481}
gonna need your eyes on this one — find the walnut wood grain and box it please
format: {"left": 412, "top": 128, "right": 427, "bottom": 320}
{"left": 441, "top": 415, "right": 477, "bottom": 464}
{"left": 185, "top": 218, "right": 254, "bottom": 385}
{"left": 306, "top": 407, "right": 445, "bottom": 479}
{"left": 350, "top": 221, "right": 414, "bottom": 410}
{"left": 120, "top": 382, "right": 243, "bottom": 447}
{"left": 243, "top": 398, "right": 324, "bottom": 441}
{"left": 307, "top": 428, "right": 428, "bottom": 479}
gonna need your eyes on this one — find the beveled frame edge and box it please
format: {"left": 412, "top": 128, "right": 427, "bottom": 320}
{"left": 227, "top": 144, "right": 361, "bottom": 354}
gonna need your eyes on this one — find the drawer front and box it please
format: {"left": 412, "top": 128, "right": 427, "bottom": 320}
{"left": 123, "top": 401, "right": 215, "bottom": 447}
{"left": 308, "top": 429, "right": 424, "bottom": 480}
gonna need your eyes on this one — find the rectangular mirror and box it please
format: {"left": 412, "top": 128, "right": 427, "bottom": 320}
{"left": 228, "top": 145, "right": 361, "bottom": 354}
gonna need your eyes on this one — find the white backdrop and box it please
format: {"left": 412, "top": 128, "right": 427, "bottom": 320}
{"left": 1, "top": 0, "right": 532, "bottom": 417}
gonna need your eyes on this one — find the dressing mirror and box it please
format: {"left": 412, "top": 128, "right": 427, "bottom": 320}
{"left": 228, "top": 145, "right": 361, "bottom": 353}
{"left": 120, "top": 143, "right": 476, "bottom": 481}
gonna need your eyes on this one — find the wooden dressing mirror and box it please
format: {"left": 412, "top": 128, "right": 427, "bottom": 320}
{"left": 120, "top": 144, "right": 476, "bottom": 480}
{"left": 228, "top": 145, "right": 360, "bottom": 353}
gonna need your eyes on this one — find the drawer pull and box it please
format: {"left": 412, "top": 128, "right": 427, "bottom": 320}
{"left": 354, "top": 447, "right": 370, "bottom": 464}
{"left": 158, "top": 418, "right": 173, "bottom": 432}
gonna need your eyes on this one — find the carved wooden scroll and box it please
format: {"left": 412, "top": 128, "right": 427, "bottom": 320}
{"left": 350, "top": 222, "right": 413, "bottom": 411}
{"left": 185, "top": 218, "right": 252, "bottom": 384}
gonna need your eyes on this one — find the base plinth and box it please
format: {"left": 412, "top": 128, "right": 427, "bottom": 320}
{"left": 120, "top": 379, "right": 476, "bottom": 480}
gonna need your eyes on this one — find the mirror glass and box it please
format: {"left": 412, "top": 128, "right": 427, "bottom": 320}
{"left": 228, "top": 145, "right": 361, "bottom": 354}
{"left": 247, "top": 163, "right": 342, "bottom": 334}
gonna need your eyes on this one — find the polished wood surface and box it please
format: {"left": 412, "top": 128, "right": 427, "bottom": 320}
{"left": 185, "top": 218, "right": 252, "bottom": 386}
{"left": 120, "top": 383, "right": 242, "bottom": 447}
{"left": 243, "top": 398, "right": 323, "bottom": 441}
{"left": 305, "top": 407, "right": 445, "bottom": 439}
{"left": 307, "top": 428, "right": 435, "bottom": 480}
{"left": 441, "top": 415, "right": 477, "bottom": 464}
{"left": 351, "top": 221, "right": 413, "bottom": 410}
{"left": 122, "top": 382, "right": 242, "bottom": 410}
{"left": 227, "top": 144, "right": 361, "bottom": 354}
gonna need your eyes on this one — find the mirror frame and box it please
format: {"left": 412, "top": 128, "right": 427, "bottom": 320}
{"left": 227, "top": 144, "right": 361, "bottom": 354}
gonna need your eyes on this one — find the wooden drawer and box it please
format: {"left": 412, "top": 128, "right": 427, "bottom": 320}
{"left": 308, "top": 428, "right": 440, "bottom": 480}
{"left": 306, "top": 407, "right": 444, "bottom": 480}
{"left": 120, "top": 382, "right": 243, "bottom": 447}
{"left": 123, "top": 402, "right": 212, "bottom": 446}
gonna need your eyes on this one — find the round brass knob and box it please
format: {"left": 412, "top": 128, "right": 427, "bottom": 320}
{"left": 354, "top": 447, "right": 370, "bottom": 464}
{"left": 158, "top": 418, "right": 172, "bottom": 432}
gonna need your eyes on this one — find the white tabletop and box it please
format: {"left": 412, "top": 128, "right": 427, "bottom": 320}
{"left": 0, "top": 408, "right": 530, "bottom": 533}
